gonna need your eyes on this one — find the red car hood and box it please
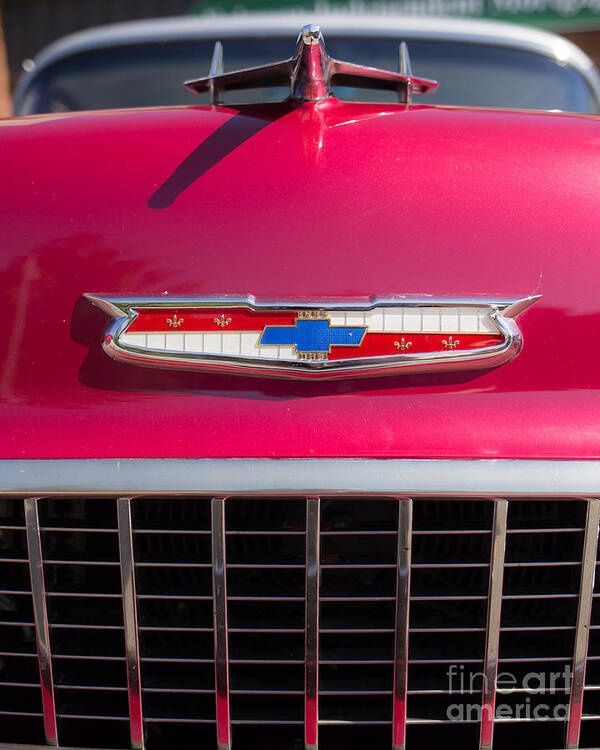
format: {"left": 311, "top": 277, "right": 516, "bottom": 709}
{"left": 1, "top": 100, "right": 599, "bottom": 459}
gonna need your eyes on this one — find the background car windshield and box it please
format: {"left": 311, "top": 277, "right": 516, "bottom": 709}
{"left": 18, "top": 36, "right": 597, "bottom": 114}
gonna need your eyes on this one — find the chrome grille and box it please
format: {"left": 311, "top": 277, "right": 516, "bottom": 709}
{"left": 1, "top": 495, "right": 600, "bottom": 749}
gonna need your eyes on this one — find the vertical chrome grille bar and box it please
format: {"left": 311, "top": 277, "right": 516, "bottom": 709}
{"left": 480, "top": 499, "right": 508, "bottom": 750}
{"left": 117, "top": 497, "right": 145, "bottom": 750}
{"left": 212, "top": 497, "right": 231, "bottom": 750}
{"left": 392, "top": 498, "right": 412, "bottom": 750}
{"left": 305, "top": 496, "right": 320, "bottom": 750}
{"left": 24, "top": 497, "right": 59, "bottom": 747}
{"left": 566, "top": 498, "right": 600, "bottom": 749}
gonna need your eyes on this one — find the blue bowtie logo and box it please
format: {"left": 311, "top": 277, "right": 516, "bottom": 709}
{"left": 260, "top": 319, "right": 366, "bottom": 352}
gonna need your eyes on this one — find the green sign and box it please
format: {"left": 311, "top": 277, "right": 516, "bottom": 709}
{"left": 192, "top": 0, "right": 600, "bottom": 29}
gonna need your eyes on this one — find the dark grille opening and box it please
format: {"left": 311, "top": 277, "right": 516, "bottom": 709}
{"left": 507, "top": 500, "right": 587, "bottom": 531}
{"left": 145, "top": 723, "right": 216, "bottom": 750}
{"left": 321, "top": 693, "right": 391, "bottom": 722}
{"left": 504, "top": 529, "right": 584, "bottom": 564}
{"left": 142, "top": 660, "right": 214, "bottom": 691}
{"left": 502, "top": 597, "right": 578, "bottom": 629}
{"left": 0, "top": 651, "right": 40, "bottom": 682}
{"left": 321, "top": 567, "right": 397, "bottom": 598}
{"left": 230, "top": 662, "right": 304, "bottom": 692}
{"left": 320, "top": 726, "right": 392, "bottom": 750}
{"left": 407, "top": 660, "right": 482, "bottom": 693}
{"left": 321, "top": 599, "right": 395, "bottom": 630}
{"left": 227, "top": 498, "right": 306, "bottom": 532}
{"left": 229, "top": 600, "right": 304, "bottom": 629}
{"left": 228, "top": 567, "right": 304, "bottom": 598}
{"left": 41, "top": 497, "right": 128, "bottom": 749}
{"left": 231, "top": 692, "right": 304, "bottom": 722}
{"left": 57, "top": 717, "right": 131, "bottom": 749}
{"left": 53, "top": 656, "right": 127, "bottom": 689}
{"left": 0, "top": 622, "right": 37, "bottom": 655}
{"left": 0, "top": 715, "right": 46, "bottom": 745}
{"left": 41, "top": 527, "right": 120, "bottom": 563}
{"left": 3, "top": 494, "right": 597, "bottom": 750}
{"left": 321, "top": 632, "right": 394, "bottom": 663}
{"left": 320, "top": 663, "right": 392, "bottom": 692}
{"left": 413, "top": 498, "right": 493, "bottom": 532}
{"left": 138, "top": 596, "right": 213, "bottom": 628}
{"left": 410, "top": 597, "right": 487, "bottom": 629}
{"left": 140, "top": 629, "right": 214, "bottom": 660}
{"left": 407, "top": 500, "right": 492, "bottom": 741}
{"left": 0, "top": 684, "right": 44, "bottom": 712}
{"left": 499, "top": 629, "right": 576, "bottom": 660}
{"left": 0, "top": 498, "right": 25, "bottom": 526}
{"left": 503, "top": 564, "right": 582, "bottom": 597}
{"left": 0, "top": 589, "right": 34, "bottom": 623}
{"left": 321, "top": 533, "right": 396, "bottom": 565}
{"left": 321, "top": 498, "right": 398, "bottom": 532}
{"left": 412, "top": 531, "right": 491, "bottom": 565}
{"left": 44, "top": 562, "right": 122, "bottom": 594}
{"left": 0, "top": 527, "right": 28, "bottom": 557}
{"left": 319, "top": 499, "right": 396, "bottom": 735}
{"left": 0, "top": 560, "right": 32, "bottom": 591}
{"left": 47, "top": 593, "right": 124, "bottom": 626}
{"left": 580, "top": 718, "right": 600, "bottom": 749}
{"left": 411, "top": 557, "right": 490, "bottom": 597}
{"left": 56, "top": 686, "right": 129, "bottom": 718}
{"left": 231, "top": 631, "right": 305, "bottom": 662}
{"left": 134, "top": 531, "right": 211, "bottom": 564}
{"left": 231, "top": 724, "right": 303, "bottom": 750}
{"left": 494, "top": 722, "right": 567, "bottom": 750}
{"left": 410, "top": 630, "right": 486, "bottom": 661}
{"left": 136, "top": 566, "right": 213, "bottom": 597}
{"left": 493, "top": 500, "right": 587, "bottom": 748}
{"left": 133, "top": 496, "right": 214, "bottom": 749}
{"left": 226, "top": 498, "right": 306, "bottom": 733}
{"left": 406, "top": 723, "right": 480, "bottom": 745}
{"left": 584, "top": 518, "right": 600, "bottom": 750}
{"left": 38, "top": 498, "right": 119, "bottom": 530}
{"left": 228, "top": 533, "right": 305, "bottom": 566}
{"left": 0, "top": 497, "right": 44, "bottom": 746}
{"left": 144, "top": 690, "right": 216, "bottom": 720}
{"left": 408, "top": 692, "right": 483, "bottom": 722}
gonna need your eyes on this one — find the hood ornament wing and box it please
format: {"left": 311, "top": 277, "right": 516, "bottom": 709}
{"left": 85, "top": 295, "right": 540, "bottom": 381}
{"left": 184, "top": 24, "right": 438, "bottom": 104}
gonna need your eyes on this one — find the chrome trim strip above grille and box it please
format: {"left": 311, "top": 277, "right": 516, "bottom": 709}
{"left": 24, "top": 497, "right": 59, "bottom": 747}
{"left": 212, "top": 498, "right": 231, "bottom": 750}
{"left": 567, "top": 498, "right": 600, "bottom": 749}
{"left": 305, "top": 497, "right": 320, "bottom": 750}
{"left": 392, "top": 498, "right": 412, "bottom": 750}
{"left": 480, "top": 499, "right": 508, "bottom": 750}
{"left": 117, "top": 498, "right": 145, "bottom": 750}
{"left": 4, "top": 459, "right": 600, "bottom": 496}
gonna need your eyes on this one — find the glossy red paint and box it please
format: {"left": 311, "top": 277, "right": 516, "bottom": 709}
{"left": 1, "top": 98, "right": 600, "bottom": 459}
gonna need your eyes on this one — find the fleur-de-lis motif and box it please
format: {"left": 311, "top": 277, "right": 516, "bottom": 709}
{"left": 442, "top": 336, "right": 460, "bottom": 349}
{"left": 214, "top": 314, "right": 232, "bottom": 328}
{"left": 394, "top": 338, "right": 412, "bottom": 352}
{"left": 166, "top": 314, "right": 183, "bottom": 328}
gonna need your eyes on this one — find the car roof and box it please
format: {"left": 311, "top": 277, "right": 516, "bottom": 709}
{"left": 13, "top": 12, "right": 600, "bottom": 112}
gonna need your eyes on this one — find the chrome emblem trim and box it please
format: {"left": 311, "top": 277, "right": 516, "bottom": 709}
{"left": 85, "top": 295, "right": 540, "bottom": 380}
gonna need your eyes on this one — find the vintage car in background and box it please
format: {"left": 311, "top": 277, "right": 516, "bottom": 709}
{"left": 11, "top": 12, "right": 600, "bottom": 114}
{"left": 2, "top": 19, "right": 600, "bottom": 750}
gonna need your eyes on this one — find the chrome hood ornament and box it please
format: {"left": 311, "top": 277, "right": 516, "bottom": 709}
{"left": 184, "top": 24, "right": 438, "bottom": 104}
{"left": 85, "top": 295, "right": 540, "bottom": 381}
